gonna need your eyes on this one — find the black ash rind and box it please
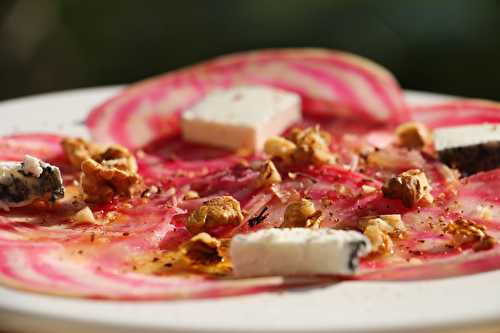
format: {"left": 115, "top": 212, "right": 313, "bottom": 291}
{"left": 347, "top": 239, "right": 370, "bottom": 273}
{"left": 438, "top": 141, "right": 500, "bottom": 175}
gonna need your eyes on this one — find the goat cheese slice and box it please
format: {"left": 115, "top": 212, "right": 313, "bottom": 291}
{"left": 434, "top": 124, "right": 500, "bottom": 151}
{"left": 0, "top": 155, "right": 64, "bottom": 210}
{"left": 181, "top": 85, "right": 301, "bottom": 152}
{"left": 230, "top": 228, "right": 371, "bottom": 277}
{"left": 434, "top": 124, "right": 500, "bottom": 174}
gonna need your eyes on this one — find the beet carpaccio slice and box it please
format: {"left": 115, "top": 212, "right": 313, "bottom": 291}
{"left": 1, "top": 49, "right": 500, "bottom": 300}
{"left": 1, "top": 132, "right": 500, "bottom": 299}
{"left": 87, "top": 48, "right": 409, "bottom": 149}
{"left": 0, "top": 135, "right": 288, "bottom": 299}
{"left": 412, "top": 100, "right": 500, "bottom": 128}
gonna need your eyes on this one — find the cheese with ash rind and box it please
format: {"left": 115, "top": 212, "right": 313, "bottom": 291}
{"left": 181, "top": 85, "right": 301, "bottom": 152}
{"left": 0, "top": 155, "right": 64, "bottom": 210}
{"left": 434, "top": 124, "right": 500, "bottom": 151}
{"left": 230, "top": 228, "right": 371, "bottom": 277}
{"left": 434, "top": 124, "right": 500, "bottom": 174}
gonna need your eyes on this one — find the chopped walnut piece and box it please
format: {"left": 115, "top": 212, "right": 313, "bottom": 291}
{"left": 61, "top": 137, "right": 137, "bottom": 173}
{"left": 475, "top": 236, "right": 497, "bottom": 251}
{"left": 396, "top": 122, "right": 432, "bottom": 149}
{"left": 264, "top": 126, "right": 336, "bottom": 165}
{"left": 61, "top": 137, "right": 102, "bottom": 169}
{"left": 281, "top": 198, "right": 322, "bottom": 228}
{"left": 363, "top": 224, "right": 393, "bottom": 254}
{"left": 359, "top": 214, "right": 406, "bottom": 254}
{"left": 288, "top": 126, "right": 336, "bottom": 165}
{"left": 181, "top": 232, "right": 223, "bottom": 264}
{"left": 264, "top": 136, "right": 297, "bottom": 160}
{"left": 382, "top": 169, "right": 433, "bottom": 207}
{"left": 62, "top": 137, "right": 141, "bottom": 203}
{"left": 81, "top": 158, "right": 140, "bottom": 203}
{"left": 100, "top": 145, "right": 138, "bottom": 173}
{"left": 444, "top": 218, "right": 497, "bottom": 251}
{"left": 186, "top": 196, "right": 244, "bottom": 234}
{"left": 184, "top": 190, "right": 200, "bottom": 200}
{"left": 255, "top": 160, "right": 282, "bottom": 187}
{"left": 71, "top": 206, "right": 97, "bottom": 224}
{"left": 360, "top": 214, "right": 406, "bottom": 235}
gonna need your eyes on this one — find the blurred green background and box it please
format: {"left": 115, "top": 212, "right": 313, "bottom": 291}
{"left": 1, "top": 0, "right": 500, "bottom": 101}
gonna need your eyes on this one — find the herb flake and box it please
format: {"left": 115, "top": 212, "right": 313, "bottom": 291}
{"left": 248, "top": 206, "right": 269, "bottom": 227}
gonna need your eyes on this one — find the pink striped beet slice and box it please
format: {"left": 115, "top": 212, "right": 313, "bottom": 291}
{"left": 0, "top": 133, "right": 65, "bottom": 162}
{"left": 86, "top": 49, "right": 409, "bottom": 149}
{"left": 3, "top": 50, "right": 500, "bottom": 300}
{"left": 411, "top": 99, "right": 500, "bottom": 128}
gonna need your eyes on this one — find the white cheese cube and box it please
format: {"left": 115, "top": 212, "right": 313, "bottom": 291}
{"left": 181, "top": 86, "right": 301, "bottom": 152}
{"left": 0, "top": 155, "right": 64, "bottom": 210}
{"left": 230, "top": 228, "right": 371, "bottom": 277}
{"left": 434, "top": 124, "right": 500, "bottom": 151}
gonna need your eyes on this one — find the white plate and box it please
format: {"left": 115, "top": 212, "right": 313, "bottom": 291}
{"left": 0, "top": 87, "right": 499, "bottom": 333}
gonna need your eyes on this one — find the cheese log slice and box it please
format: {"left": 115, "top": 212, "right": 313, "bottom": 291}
{"left": 0, "top": 155, "right": 64, "bottom": 210}
{"left": 181, "top": 85, "right": 301, "bottom": 152}
{"left": 230, "top": 228, "right": 371, "bottom": 277}
{"left": 434, "top": 124, "right": 500, "bottom": 174}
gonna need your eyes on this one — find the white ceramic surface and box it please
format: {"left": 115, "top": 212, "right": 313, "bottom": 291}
{"left": 0, "top": 87, "right": 499, "bottom": 333}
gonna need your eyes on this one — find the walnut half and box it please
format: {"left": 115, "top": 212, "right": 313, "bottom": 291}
{"left": 62, "top": 137, "right": 141, "bottom": 203}
{"left": 181, "top": 233, "right": 223, "bottom": 264}
{"left": 281, "top": 198, "right": 322, "bottom": 228}
{"left": 444, "top": 218, "right": 496, "bottom": 251}
{"left": 359, "top": 214, "right": 406, "bottom": 254}
{"left": 186, "top": 196, "right": 244, "bottom": 234}
{"left": 264, "top": 136, "right": 297, "bottom": 160}
{"left": 255, "top": 160, "right": 282, "bottom": 187}
{"left": 61, "top": 137, "right": 102, "bottom": 169}
{"left": 62, "top": 137, "right": 137, "bottom": 173}
{"left": 289, "top": 126, "right": 336, "bottom": 165}
{"left": 396, "top": 122, "right": 432, "bottom": 149}
{"left": 81, "top": 158, "right": 140, "bottom": 203}
{"left": 382, "top": 169, "right": 433, "bottom": 208}
{"left": 264, "top": 126, "right": 336, "bottom": 165}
